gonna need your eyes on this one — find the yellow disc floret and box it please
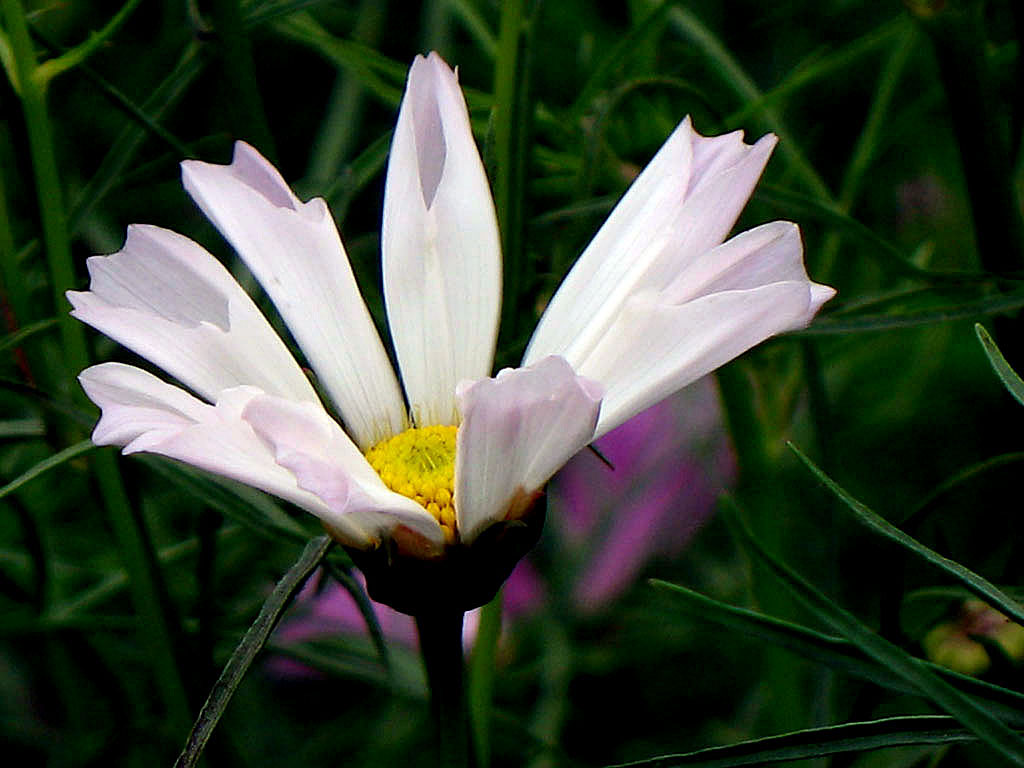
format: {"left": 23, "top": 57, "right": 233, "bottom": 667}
{"left": 365, "top": 425, "right": 458, "bottom": 545}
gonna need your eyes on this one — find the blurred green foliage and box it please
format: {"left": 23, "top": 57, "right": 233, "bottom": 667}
{"left": 1, "top": 0, "right": 1024, "bottom": 766}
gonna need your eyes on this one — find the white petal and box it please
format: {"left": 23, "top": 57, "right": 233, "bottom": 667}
{"left": 181, "top": 142, "right": 406, "bottom": 450}
{"left": 454, "top": 356, "right": 602, "bottom": 544}
{"left": 382, "top": 52, "right": 501, "bottom": 427}
{"left": 580, "top": 281, "right": 831, "bottom": 438}
{"left": 67, "top": 225, "right": 317, "bottom": 404}
{"left": 78, "top": 363, "right": 374, "bottom": 547}
{"left": 525, "top": 118, "right": 776, "bottom": 367}
{"left": 242, "top": 395, "right": 445, "bottom": 550}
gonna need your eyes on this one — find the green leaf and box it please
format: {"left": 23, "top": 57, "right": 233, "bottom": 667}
{"left": 0, "top": 316, "right": 58, "bottom": 354}
{"left": 68, "top": 42, "right": 203, "bottom": 233}
{"left": 604, "top": 715, "right": 999, "bottom": 768}
{"left": 901, "top": 451, "right": 1024, "bottom": 529}
{"left": 976, "top": 324, "right": 1024, "bottom": 406}
{"left": 651, "top": 580, "right": 1024, "bottom": 726}
{"left": 322, "top": 556, "right": 391, "bottom": 673}
{"left": 798, "top": 289, "right": 1024, "bottom": 335}
{"left": 174, "top": 535, "right": 333, "bottom": 768}
{"left": 665, "top": 7, "right": 829, "bottom": 199}
{"left": 569, "top": 0, "right": 678, "bottom": 120}
{"left": 266, "top": 634, "right": 426, "bottom": 700}
{"left": 758, "top": 183, "right": 991, "bottom": 284}
{"left": 33, "top": 0, "right": 143, "bottom": 86}
{"left": 724, "top": 498, "right": 1024, "bottom": 765}
{"left": 0, "top": 440, "right": 95, "bottom": 501}
{"left": 788, "top": 442, "right": 1024, "bottom": 626}
{"left": 726, "top": 18, "right": 907, "bottom": 130}
{"left": 140, "top": 457, "right": 310, "bottom": 543}
{"left": 46, "top": 527, "right": 244, "bottom": 623}
{"left": 272, "top": 14, "right": 406, "bottom": 107}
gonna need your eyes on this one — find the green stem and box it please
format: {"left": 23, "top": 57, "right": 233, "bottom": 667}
{"left": 416, "top": 610, "right": 471, "bottom": 768}
{"left": 1, "top": 0, "right": 192, "bottom": 737}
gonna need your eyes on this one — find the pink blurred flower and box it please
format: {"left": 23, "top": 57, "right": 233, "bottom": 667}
{"left": 549, "top": 375, "right": 731, "bottom": 612}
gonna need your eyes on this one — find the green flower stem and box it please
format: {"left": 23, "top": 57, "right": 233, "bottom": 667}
{"left": 0, "top": 0, "right": 192, "bottom": 737}
{"left": 416, "top": 610, "right": 471, "bottom": 768}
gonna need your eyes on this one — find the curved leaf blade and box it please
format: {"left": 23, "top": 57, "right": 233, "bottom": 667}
{"left": 606, "top": 715, "right": 995, "bottom": 768}
{"left": 788, "top": 442, "right": 1024, "bottom": 626}
{"left": 725, "top": 499, "right": 1024, "bottom": 765}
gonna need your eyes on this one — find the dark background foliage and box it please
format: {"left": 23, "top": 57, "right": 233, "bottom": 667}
{"left": 1, "top": 0, "right": 1023, "bottom": 766}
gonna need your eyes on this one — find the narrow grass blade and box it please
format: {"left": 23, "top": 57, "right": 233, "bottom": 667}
{"left": 758, "top": 183, "right": 988, "bottom": 283}
{"left": 666, "top": 6, "right": 830, "bottom": 199}
{"left": 322, "top": 556, "right": 391, "bottom": 673}
{"left": 901, "top": 451, "right": 1024, "bottom": 529}
{"left": 651, "top": 579, "right": 1024, "bottom": 726}
{"left": 569, "top": 0, "right": 677, "bottom": 120}
{"left": 976, "top": 324, "right": 1024, "bottom": 406}
{"left": 272, "top": 14, "right": 405, "bottom": 106}
{"left": 174, "top": 535, "right": 333, "bottom": 768}
{"left": 0, "top": 316, "right": 58, "bottom": 354}
{"left": 605, "top": 715, "right": 996, "bottom": 768}
{"left": 795, "top": 286, "right": 1024, "bottom": 335}
{"left": 34, "top": 0, "right": 142, "bottom": 85}
{"left": 0, "top": 440, "right": 94, "bottom": 500}
{"left": 68, "top": 43, "right": 203, "bottom": 233}
{"left": 140, "top": 457, "right": 310, "bottom": 543}
{"left": 725, "top": 499, "right": 1024, "bottom": 764}
{"left": 789, "top": 442, "right": 1024, "bottom": 626}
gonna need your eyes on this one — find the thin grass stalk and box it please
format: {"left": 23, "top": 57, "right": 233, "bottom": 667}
{"left": 0, "top": 0, "right": 192, "bottom": 737}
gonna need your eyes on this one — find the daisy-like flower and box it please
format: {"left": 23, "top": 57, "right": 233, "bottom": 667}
{"left": 69, "top": 52, "right": 833, "bottom": 613}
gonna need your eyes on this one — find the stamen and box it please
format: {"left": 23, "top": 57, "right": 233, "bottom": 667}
{"left": 365, "top": 425, "right": 458, "bottom": 544}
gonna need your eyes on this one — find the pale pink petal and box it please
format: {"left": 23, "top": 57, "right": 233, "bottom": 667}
{"left": 526, "top": 119, "right": 777, "bottom": 367}
{"left": 242, "top": 395, "right": 445, "bottom": 550}
{"left": 661, "top": 220, "right": 810, "bottom": 301}
{"left": 67, "top": 225, "right": 317, "bottom": 404}
{"left": 580, "top": 281, "right": 831, "bottom": 438}
{"left": 78, "top": 363, "right": 374, "bottom": 546}
{"left": 181, "top": 142, "right": 406, "bottom": 450}
{"left": 454, "top": 356, "right": 602, "bottom": 544}
{"left": 382, "top": 52, "right": 501, "bottom": 427}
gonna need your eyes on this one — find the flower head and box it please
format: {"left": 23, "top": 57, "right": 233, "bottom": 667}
{"left": 68, "top": 52, "right": 833, "bottom": 612}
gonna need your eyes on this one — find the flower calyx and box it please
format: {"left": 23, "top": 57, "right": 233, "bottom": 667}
{"left": 345, "top": 492, "right": 546, "bottom": 616}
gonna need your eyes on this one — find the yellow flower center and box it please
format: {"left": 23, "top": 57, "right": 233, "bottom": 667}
{"left": 365, "top": 425, "right": 458, "bottom": 545}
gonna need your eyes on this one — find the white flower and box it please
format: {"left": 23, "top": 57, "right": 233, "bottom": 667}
{"left": 68, "top": 52, "right": 833, "bottom": 560}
